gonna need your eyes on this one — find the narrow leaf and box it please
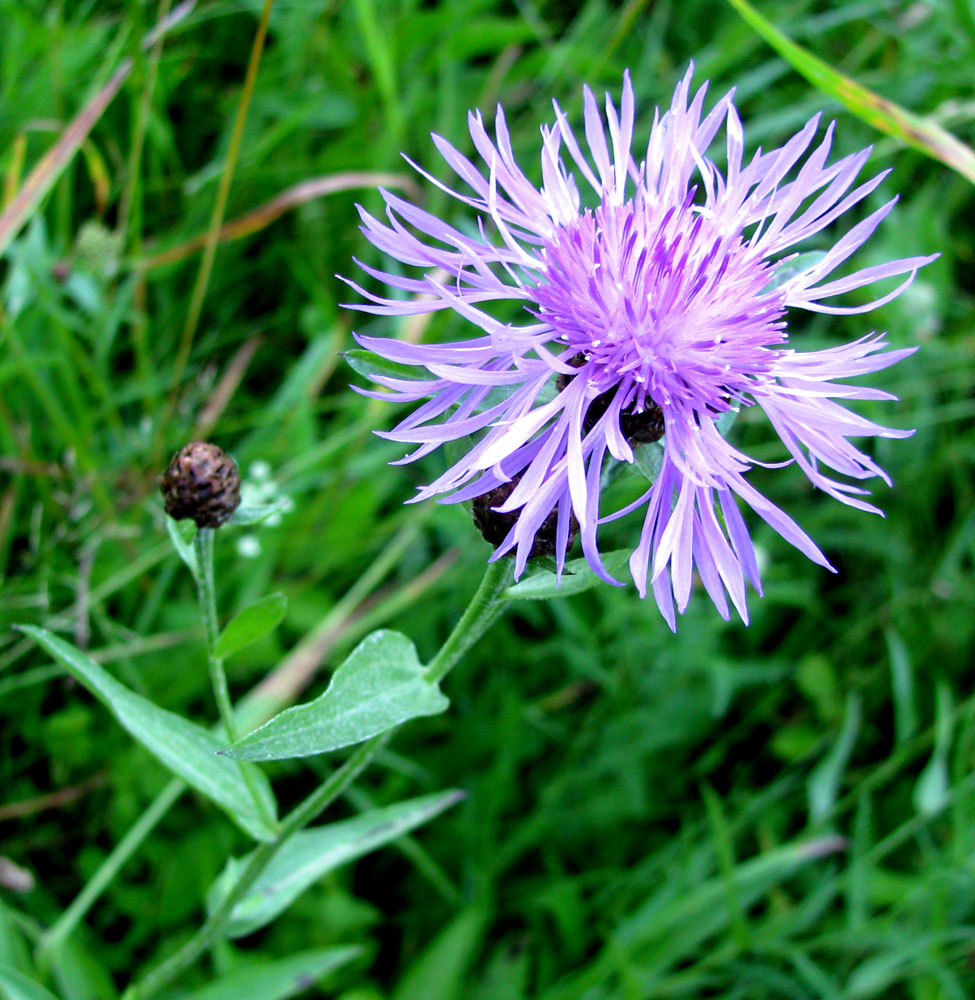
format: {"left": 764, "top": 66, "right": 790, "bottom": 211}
{"left": 913, "top": 682, "right": 954, "bottom": 816}
{"left": 0, "top": 967, "right": 60, "bottom": 1000}
{"left": 226, "top": 630, "right": 448, "bottom": 761}
{"left": 164, "top": 515, "right": 198, "bottom": 577}
{"left": 343, "top": 349, "right": 429, "bottom": 383}
{"left": 807, "top": 693, "right": 861, "bottom": 823}
{"left": 214, "top": 593, "right": 287, "bottom": 660}
{"left": 17, "top": 626, "right": 277, "bottom": 841}
{"left": 392, "top": 908, "right": 486, "bottom": 1000}
{"left": 503, "top": 549, "right": 632, "bottom": 600}
{"left": 727, "top": 0, "right": 975, "bottom": 184}
{"left": 182, "top": 948, "right": 362, "bottom": 1000}
{"left": 229, "top": 499, "right": 292, "bottom": 527}
{"left": 212, "top": 790, "right": 464, "bottom": 937}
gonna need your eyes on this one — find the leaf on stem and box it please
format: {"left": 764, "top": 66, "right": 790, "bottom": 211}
{"left": 213, "top": 593, "right": 288, "bottom": 660}
{"left": 17, "top": 626, "right": 277, "bottom": 842}
{"left": 210, "top": 790, "right": 464, "bottom": 937}
{"left": 343, "top": 349, "right": 431, "bottom": 384}
{"left": 164, "top": 515, "right": 199, "bottom": 577}
{"left": 503, "top": 549, "right": 632, "bottom": 600}
{"left": 225, "top": 630, "right": 449, "bottom": 761}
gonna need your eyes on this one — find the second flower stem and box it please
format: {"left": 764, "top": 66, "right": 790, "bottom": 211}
{"left": 193, "top": 528, "right": 276, "bottom": 832}
{"left": 194, "top": 528, "right": 237, "bottom": 741}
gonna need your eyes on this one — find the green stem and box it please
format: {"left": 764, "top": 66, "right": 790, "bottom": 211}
{"left": 127, "top": 734, "right": 389, "bottom": 1000}
{"left": 192, "top": 528, "right": 277, "bottom": 833}
{"left": 193, "top": 529, "right": 235, "bottom": 739}
{"left": 425, "top": 559, "right": 512, "bottom": 685}
{"left": 128, "top": 560, "right": 514, "bottom": 998}
{"left": 36, "top": 779, "right": 184, "bottom": 970}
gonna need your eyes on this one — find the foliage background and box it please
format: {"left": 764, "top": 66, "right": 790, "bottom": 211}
{"left": 1, "top": 0, "right": 973, "bottom": 997}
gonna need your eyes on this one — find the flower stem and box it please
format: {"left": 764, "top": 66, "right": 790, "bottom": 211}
{"left": 126, "top": 559, "right": 514, "bottom": 998}
{"left": 193, "top": 529, "right": 235, "bottom": 739}
{"left": 193, "top": 528, "right": 276, "bottom": 832}
{"left": 424, "top": 558, "right": 512, "bottom": 685}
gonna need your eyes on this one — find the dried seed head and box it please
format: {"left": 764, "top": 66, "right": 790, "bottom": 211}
{"left": 472, "top": 474, "right": 579, "bottom": 559}
{"left": 160, "top": 442, "right": 241, "bottom": 529}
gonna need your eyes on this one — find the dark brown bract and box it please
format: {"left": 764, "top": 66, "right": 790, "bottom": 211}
{"left": 160, "top": 442, "right": 241, "bottom": 529}
{"left": 472, "top": 475, "right": 579, "bottom": 559}
{"left": 557, "top": 352, "right": 665, "bottom": 444}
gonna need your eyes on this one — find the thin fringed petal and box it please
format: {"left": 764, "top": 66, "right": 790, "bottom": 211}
{"left": 346, "top": 66, "right": 934, "bottom": 628}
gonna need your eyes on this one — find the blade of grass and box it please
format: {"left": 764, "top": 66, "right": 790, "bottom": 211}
{"left": 0, "top": 1, "right": 196, "bottom": 258}
{"left": 727, "top": 0, "right": 975, "bottom": 185}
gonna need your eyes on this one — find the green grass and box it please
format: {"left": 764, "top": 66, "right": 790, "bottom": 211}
{"left": 1, "top": 1, "right": 973, "bottom": 998}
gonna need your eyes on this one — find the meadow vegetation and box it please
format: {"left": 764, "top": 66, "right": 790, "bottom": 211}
{"left": 1, "top": 1, "right": 973, "bottom": 997}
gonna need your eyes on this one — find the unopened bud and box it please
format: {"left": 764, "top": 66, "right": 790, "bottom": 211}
{"left": 160, "top": 442, "right": 241, "bottom": 528}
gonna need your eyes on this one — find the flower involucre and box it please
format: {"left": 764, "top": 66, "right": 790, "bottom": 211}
{"left": 346, "top": 67, "right": 935, "bottom": 629}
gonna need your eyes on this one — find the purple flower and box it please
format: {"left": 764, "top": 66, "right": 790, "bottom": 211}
{"left": 345, "top": 67, "right": 936, "bottom": 629}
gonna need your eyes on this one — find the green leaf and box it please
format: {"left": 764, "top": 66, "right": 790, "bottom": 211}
{"left": 807, "top": 693, "right": 861, "bottom": 823}
{"left": 214, "top": 593, "right": 288, "bottom": 660}
{"left": 913, "top": 682, "right": 954, "bottom": 817}
{"left": 0, "top": 903, "right": 31, "bottom": 975}
{"left": 47, "top": 939, "right": 117, "bottom": 1000}
{"left": 632, "top": 442, "right": 664, "bottom": 483}
{"left": 212, "top": 790, "right": 464, "bottom": 937}
{"left": 503, "top": 549, "right": 632, "bottom": 600}
{"left": 181, "top": 948, "right": 362, "bottom": 1000}
{"left": 727, "top": 0, "right": 975, "bottom": 185}
{"left": 763, "top": 251, "right": 828, "bottom": 293}
{"left": 226, "top": 630, "right": 449, "bottom": 761}
{"left": 0, "top": 967, "right": 61, "bottom": 1000}
{"left": 392, "top": 908, "right": 486, "bottom": 1000}
{"left": 229, "top": 499, "right": 292, "bottom": 527}
{"left": 17, "top": 626, "right": 277, "bottom": 842}
{"left": 344, "top": 349, "right": 429, "bottom": 383}
{"left": 164, "top": 515, "right": 198, "bottom": 577}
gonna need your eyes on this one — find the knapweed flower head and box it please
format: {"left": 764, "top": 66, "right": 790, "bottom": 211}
{"left": 345, "top": 67, "right": 935, "bottom": 630}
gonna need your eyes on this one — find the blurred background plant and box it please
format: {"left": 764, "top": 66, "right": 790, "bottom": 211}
{"left": 1, "top": 1, "right": 973, "bottom": 998}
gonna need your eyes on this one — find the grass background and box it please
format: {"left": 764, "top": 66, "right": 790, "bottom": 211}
{"left": 1, "top": 0, "right": 973, "bottom": 997}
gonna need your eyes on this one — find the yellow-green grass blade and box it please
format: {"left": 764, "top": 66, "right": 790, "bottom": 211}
{"left": 727, "top": 0, "right": 975, "bottom": 185}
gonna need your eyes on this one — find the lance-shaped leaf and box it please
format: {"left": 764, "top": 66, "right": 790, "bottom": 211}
{"left": 343, "top": 349, "right": 431, "bottom": 383}
{"left": 226, "top": 630, "right": 448, "bottom": 761}
{"left": 213, "top": 593, "right": 287, "bottom": 660}
{"left": 210, "top": 790, "right": 464, "bottom": 938}
{"left": 17, "top": 626, "right": 277, "bottom": 842}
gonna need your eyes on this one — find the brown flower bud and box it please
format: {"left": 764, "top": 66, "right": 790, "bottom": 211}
{"left": 160, "top": 442, "right": 241, "bottom": 528}
{"left": 472, "top": 474, "right": 579, "bottom": 559}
